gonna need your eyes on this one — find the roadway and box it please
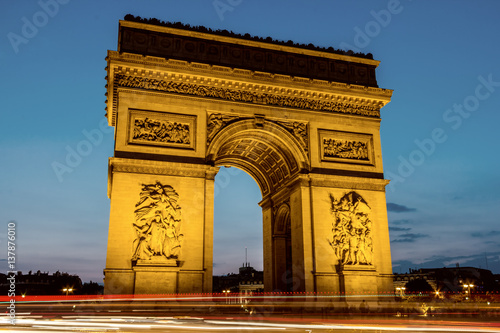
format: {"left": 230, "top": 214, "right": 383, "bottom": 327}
{"left": 1, "top": 293, "right": 499, "bottom": 332}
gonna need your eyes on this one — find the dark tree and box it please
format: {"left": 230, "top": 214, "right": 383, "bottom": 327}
{"left": 405, "top": 279, "right": 434, "bottom": 293}
{"left": 80, "top": 281, "right": 104, "bottom": 295}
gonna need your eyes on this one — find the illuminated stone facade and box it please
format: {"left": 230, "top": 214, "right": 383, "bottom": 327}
{"left": 103, "top": 19, "right": 394, "bottom": 295}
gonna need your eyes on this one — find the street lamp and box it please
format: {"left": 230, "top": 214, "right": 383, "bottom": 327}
{"left": 223, "top": 289, "right": 230, "bottom": 304}
{"left": 63, "top": 288, "right": 73, "bottom": 296}
{"left": 463, "top": 284, "right": 474, "bottom": 300}
{"left": 463, "top": 284, "right": 474, "bottom": 293}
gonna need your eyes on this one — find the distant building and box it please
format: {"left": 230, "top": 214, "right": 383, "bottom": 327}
{"left": 0, "top": 270, "right": 82, "bottom": 295}
{"left": 393, "top": 266, "right": 500, "bottom": 295}
{"left": 213, "top": 263, "right": 264, "bottom": 294}
{"left": 237, "top": 263, "right": 264, "bottom": 295}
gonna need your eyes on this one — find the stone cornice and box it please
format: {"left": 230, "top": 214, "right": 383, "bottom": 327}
{"left": 109, "top": 157, "right": 218, "bottom": 179}
{"left": 107, "top": 51, "right": 392, "bottom": 97}
{"left": 309, "top": 174, "right": 390, "bottom": 192}
{"left": 105, "top": 54, "right": 392, "bottom": 126}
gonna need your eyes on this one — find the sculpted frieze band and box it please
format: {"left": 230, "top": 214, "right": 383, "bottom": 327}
{"left": 115, "top": 73, "right": 380, "bottom": 117}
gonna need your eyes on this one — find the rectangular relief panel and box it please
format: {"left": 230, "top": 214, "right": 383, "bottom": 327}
{"left": 128, "top": 109, "right": 196, "bottom": 150}
{"left": 318, "top": 129, "right": 374, "bottom": 166}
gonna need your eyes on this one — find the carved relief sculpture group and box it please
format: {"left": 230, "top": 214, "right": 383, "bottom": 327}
{"left": 277, "top": 121, "right": 308, "bottom": 152}
{"left": 323, "top": 138, "right": 369, "bottom": 160}
{"left": 206, "top": 113, "right": 240, "bottom": 143}
{"left": 329, "top": 191, "right": 373, "bottom": 266}
{"left": 207, "top": 113, "right": 309, "bottom": 153}
{"left": 133, "top": 117, "right": 190, "bottom": 144}
{"left": 132, "top": 182, "right": 183, "bottom": 261}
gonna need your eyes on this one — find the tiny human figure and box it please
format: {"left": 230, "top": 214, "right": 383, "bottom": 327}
{"left": 359, "top": 300, "right": 369, "bottom": 313}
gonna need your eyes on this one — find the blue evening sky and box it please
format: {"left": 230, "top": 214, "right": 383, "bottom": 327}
{"left": 1, "top": 1, "right": 499, "bottom": 282}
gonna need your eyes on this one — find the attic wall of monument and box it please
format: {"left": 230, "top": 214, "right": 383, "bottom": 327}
{"left": 119, "top": 25, "right": 378, "bottom": 87}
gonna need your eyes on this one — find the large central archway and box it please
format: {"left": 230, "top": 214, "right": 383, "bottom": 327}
{"left": 212, "top": 167, "right": 263, "bottom": 276}
{"left": 208, "top": 118, "right": 308, "bottom": 196}
{"left": 208, "top": 118, "right": 308, "bottom": 291}
{"left": 103, "top": 19, "right": 394, "bottom": 295}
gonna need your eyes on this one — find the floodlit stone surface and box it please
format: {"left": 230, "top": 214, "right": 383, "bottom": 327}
{"left": 103, "top": 19, "right": 393, "bottom": 295}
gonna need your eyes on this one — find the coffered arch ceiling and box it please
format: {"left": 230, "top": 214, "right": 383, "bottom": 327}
{"left": 207, "top": 119, "right": 309, "bottom": 198}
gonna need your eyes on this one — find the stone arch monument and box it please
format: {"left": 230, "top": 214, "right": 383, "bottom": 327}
{"left": 103, "top": 18, "right": 394, "bottom": 295}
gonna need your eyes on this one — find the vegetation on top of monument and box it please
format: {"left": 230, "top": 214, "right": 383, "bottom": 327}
{"left": 124, "top": 14, "right": 374, "bottom": 60}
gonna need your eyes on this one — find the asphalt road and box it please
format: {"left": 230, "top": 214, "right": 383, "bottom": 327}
{"left": 3, "top": 314, "right": 500, "bottom": 332}
{"left": 2, "top": 295, "right": 500, "bottom": 332}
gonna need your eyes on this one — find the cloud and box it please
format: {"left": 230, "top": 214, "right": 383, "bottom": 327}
{"left": 391, "top": 219, "right": 412, "bottom": 225}
{"left": 393, "top": 252, "right": 500, "bottom": 274}
{"left": 387, "top": 203, "right": 417, "bottom": 213}
{"left": 392, "top": 233, "right": 429, "bottom": 243}
{"left": 389, "top": 226, "right": 412, "bottom": 232}
{"left": 471, "top": 230, "right": 500, "bottom": 238}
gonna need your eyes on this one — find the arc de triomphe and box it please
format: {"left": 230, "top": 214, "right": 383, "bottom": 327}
{"left": 103, "top": 18, "right": 393, "bottom": 295}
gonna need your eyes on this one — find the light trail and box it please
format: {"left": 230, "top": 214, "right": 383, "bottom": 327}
{"left": 1, "top": 293, "right": 499, "bottom": 332}
{"left": 207, "top": 319, "right": 500, "bottom": 332}
{"left": 2, "top": 316, "right": 500, "bottom": 332}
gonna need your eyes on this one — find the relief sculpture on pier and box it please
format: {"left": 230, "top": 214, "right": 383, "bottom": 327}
{"left": 329, "top": 191, "right": 373, "bottom": 266}
{"left": 132, "top": 182, "right": 183, "bottom": 261}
